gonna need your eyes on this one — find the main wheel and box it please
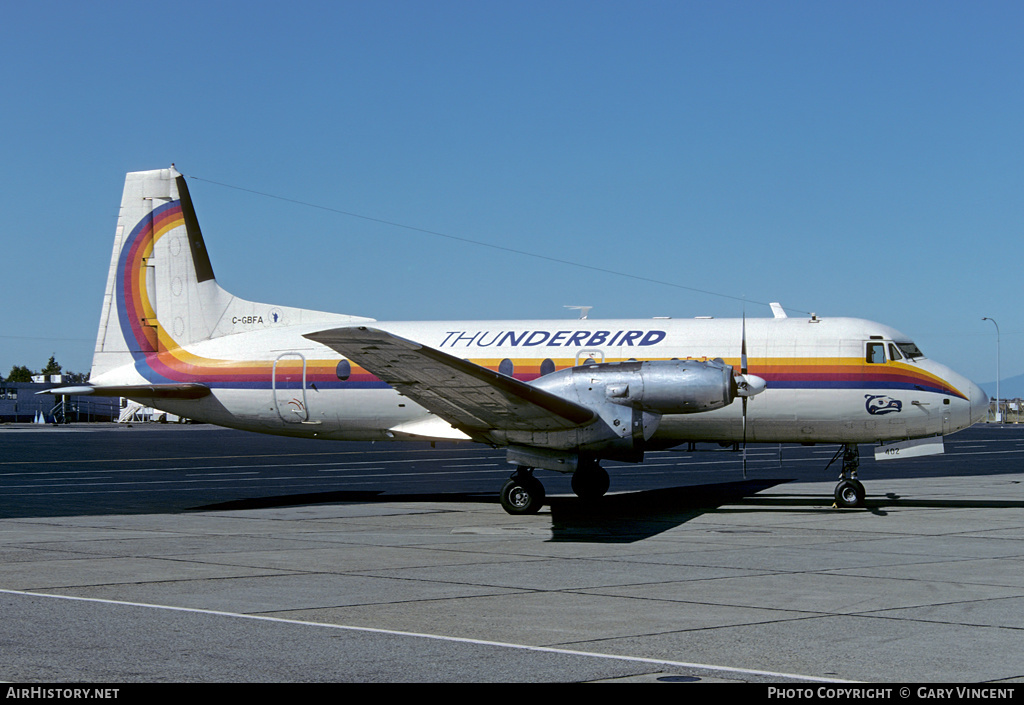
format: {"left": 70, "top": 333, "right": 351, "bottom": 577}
{"left": 834, "top": 478, "right": 866, "bottom": 508}
{"left": 499, "top": 472, "right": 545, "bottom": 515}
{"left": 570, "top": 464, "right": 610, "bottom": 500}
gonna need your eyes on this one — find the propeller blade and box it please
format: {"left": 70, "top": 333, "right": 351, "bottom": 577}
{"left": 741, "top": 312, "right": 748, "bottom": 375}
{"left": 741, "top": 312, "right": 748, "bottom": 478}
{"left": 742, "top": 396, "right": 748, "bottom": 479}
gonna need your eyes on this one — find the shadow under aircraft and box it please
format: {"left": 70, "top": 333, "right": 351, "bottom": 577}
{"left": 192, "top": 478, "right": 793, "bottom": 543}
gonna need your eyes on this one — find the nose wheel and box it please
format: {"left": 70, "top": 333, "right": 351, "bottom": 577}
{"left": 834, "top": 477, "right": 866, "bottom": 508}
{"left": 832, "top": 444, "right": 866, "bottom": 508}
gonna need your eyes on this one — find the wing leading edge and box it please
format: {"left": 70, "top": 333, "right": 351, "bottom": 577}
{"left": 304, "top": 327, "right": 596, "bottom": 438}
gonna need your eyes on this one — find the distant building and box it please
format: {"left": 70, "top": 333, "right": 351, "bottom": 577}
{"left": 991, "top": 398, "right": 1023, "bottom": 424}
{"left": 30, "top": 374, "right": 67, "bottom": 384}
{"left": 0, "top": 382, "right": 119, "bottom": 423}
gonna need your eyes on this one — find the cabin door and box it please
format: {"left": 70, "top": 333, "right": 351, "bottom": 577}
{"left": 273, "top": 352, "right": 309, "bottom": 423}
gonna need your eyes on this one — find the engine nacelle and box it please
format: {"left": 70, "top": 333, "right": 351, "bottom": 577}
{"left": 532, "top": 359, "right": 747, "bottom": 415}
{"left": 491, "top": 359, "right": 765, "bottom": 460}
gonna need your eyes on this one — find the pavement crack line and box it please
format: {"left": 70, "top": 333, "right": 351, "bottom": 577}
{"left": 0, "top": 587, "right": 858, "bottom": 683}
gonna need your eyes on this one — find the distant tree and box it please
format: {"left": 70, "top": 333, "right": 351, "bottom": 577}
{"left": 65, "top": 371, "right": 89, "bottom": 383}
{"left": 41, "top": 356, "right": 62, "bottom": 376}
{"left": 7, "top": 365, "right": 34, "bottom": 382}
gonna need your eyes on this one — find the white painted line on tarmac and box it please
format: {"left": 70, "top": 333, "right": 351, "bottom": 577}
{"left": 1, "top": 587, "right": 857, "bottom": 684}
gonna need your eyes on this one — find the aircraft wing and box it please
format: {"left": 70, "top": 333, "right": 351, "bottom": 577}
{"left": 305, "top": 327, "right": 596, "bottom": 435}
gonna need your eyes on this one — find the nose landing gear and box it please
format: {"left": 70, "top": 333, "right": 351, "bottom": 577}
{"left": 832, "top": 443, "right": 866, "bottom": 508}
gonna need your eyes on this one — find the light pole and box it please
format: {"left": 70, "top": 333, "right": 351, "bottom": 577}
{"left": 983, "top": 317, "right": 1001, "bottom": 423}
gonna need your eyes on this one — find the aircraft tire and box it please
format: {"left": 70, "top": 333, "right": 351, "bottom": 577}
{"left": 834, "top": 479, "right": 865, "bottom": 508}
{"left": 500, "top": 472, "right": 545, "bottom": 515}
{"left": 571, "top": 464, "right": 610, "bottom": 500}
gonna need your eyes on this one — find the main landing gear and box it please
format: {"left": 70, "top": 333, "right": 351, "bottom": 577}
{"left": 832, "top": 443, "right": 866, "bottom": 509}
{"left": 498, "top": 460, "right": 611, "bottom": 515}
{"left": 499, "top": 468, "right": 546, "bottom": 515}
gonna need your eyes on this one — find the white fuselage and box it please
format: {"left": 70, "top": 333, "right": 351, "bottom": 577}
{"left": 124, "top": 314, "right": 988, "bottom": 448}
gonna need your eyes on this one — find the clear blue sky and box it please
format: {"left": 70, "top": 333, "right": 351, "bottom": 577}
{"left": 2, "top": 1, "right": 1021, "bottom": 389}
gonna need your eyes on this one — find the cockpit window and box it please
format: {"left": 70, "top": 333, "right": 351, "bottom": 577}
{"left": 866, "top": 342, "right": 886, "bottom": 364}
{"left": 888, "top": 343, "right": 903, "bottom": 361}
{"left": 895, "top": 342, "right": 924, "bottom": 360}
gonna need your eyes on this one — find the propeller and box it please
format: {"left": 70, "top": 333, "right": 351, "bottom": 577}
{"left": 741, "top": 314, "right": 748, "bottom": 478}
{"left": 734, "top": 312, "right": 767, "bottom": 478}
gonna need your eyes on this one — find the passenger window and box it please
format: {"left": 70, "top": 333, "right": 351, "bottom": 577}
{"left": 866, "top": 343, "right": 886, "bottom": 364}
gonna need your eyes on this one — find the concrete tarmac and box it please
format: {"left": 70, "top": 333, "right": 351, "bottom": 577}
{"left": 2, "top": 424, "right": 1024, "bottom": 683}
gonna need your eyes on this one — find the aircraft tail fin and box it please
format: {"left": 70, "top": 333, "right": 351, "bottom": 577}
{"left": 91, "top": 167, "right": 233, "bottom": 382}
{"left": 90, "top": 166, "right": 373, "bottom": 386}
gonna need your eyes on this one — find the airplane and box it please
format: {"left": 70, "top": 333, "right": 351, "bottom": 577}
{"left": 44, "top": 166, "right": 990, "bottom": 514}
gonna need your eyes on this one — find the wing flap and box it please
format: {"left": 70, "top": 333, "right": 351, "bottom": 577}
{"left": 304, "top": 327, "right": 595, "bottom": 433}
